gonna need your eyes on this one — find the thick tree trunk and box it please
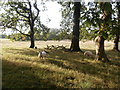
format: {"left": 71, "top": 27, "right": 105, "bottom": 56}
{"left": 95, "top": 36, "right": 109, "bottom": 62}
{"left": 95, "top": 2, "right": 112, "bottom": 62}
{"left": 114, "top": 2, "right": 120, "bottom": 52}
{"left": 29, "top": 33, "right": 35, "bottom": 48}
{"left": 70, "top": 2, "right": 81, "bottom": 51}
{"left": 113, "top": 34, "right": 119, "bottom": 51}
{"left": 29, "top": 25, "right": 35, "bottom": 48}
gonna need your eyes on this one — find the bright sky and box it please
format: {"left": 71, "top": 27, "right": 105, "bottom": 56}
{"left": 39, "top": 1, "right": 62, "bottom": 29}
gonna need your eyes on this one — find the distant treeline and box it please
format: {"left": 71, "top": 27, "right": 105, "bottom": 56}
{"left": 0, "top": 34, "right": 7, "bottom": 38}
{"left": 2, "top": 31, "right": 72, "bottom": 41}
{"left": 2, "top": 29, "right": 97, "bottom": 41}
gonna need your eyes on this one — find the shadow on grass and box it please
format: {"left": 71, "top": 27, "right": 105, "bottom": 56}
{"left": 106, "top": 50, "right": 120, "bottom": 61}
{"left": 2, "top": 59, "right": 62, "bottom": 88}
{"left": 44, "top": 49, "right": 120, "bottom": 87}
{"left": 4, "top": 48, "right": 39, "bottom": 56}
{"left": 3, "top": 48, "right": 120, "bottom": 88}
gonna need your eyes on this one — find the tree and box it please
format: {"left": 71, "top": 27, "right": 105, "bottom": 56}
{"left": 70, "top": 2, "right": 81, "bottom": 51}
{"left": 59, "top": 2, "right": 73, "bottom": 33}
{"left": 1, "top": 0, "right": 39, "bottom": 48}
{"left": 95, "top": 2, "right": 112, "bottom": 62}
{"left": 59, "top": 2, "right": 81, "bottom": 51}
{"left": 113, "top": 2, "right": 120, "bottom": 51}
{"left": 80, "top": 2, "right": 100, "bottom": 40}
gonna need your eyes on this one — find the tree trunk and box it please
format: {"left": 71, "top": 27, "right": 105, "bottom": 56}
{"left": 95, "top": 36, "right": 109, "bottom": 62}
{"left": 70, "top": 2, "right": 81, "bottom": 51}
{"left": 29, "top": 25, "right": 35, "bottom": 48}
{"left": 95, "top": 2, "right": 112, "bottom": 62}
{"left": 113, "top": 2, "right": 120, "bottom": 52}
{"left": 113, "top": 34, "right": 119, "bottom": 51}
{"left": 30, "top": 33, "right": 35, "bottom": 48}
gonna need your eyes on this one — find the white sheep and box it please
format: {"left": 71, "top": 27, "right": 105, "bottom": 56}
{"left": 84, "top": 51, "right": 94, "bottom": 58}
{"left": 38, "top": 51, "right": 47, "bottom": 59}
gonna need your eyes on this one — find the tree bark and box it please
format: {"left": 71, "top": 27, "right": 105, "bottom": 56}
{"left": 113, "top": 2, "right": 120, "bottom": 51}
{"left": 113, "top": 34, "right": 119, "bottom": 51}
{"left": 30, "top": 33, "right": 35, "bottom": 48}
{"left": 95, "top": 2, "right": 112, "bottom": 62}
{"left": 28, "top": 1, "right": 39, "bottom": 48}
{"left": 95, "top": 36, "right": 109, "bottom": 62}
{"left": 29, "top": 23, "right": 35, "bottom": 48}
{"left": 70, "top": 2, "right": 81, "bottom": 51}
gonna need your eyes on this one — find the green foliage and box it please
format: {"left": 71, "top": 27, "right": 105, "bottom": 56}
{"left": 7, "top": 33, "right": 30, "bottom": 41}
{"left": 80, "top": 28, "right": 96, "bottom": 40}
{"left": 59, "top": 2, "right": 74, "bottom": 34}
{"left": 0, "top": 1, "right": 31, "bottom": 36}
{"left": 1, "top": 1, "right": 119, "bottom": 42}
{"left": 5, "top": 29, "right": 72, "bottom": 41}
{"left": 57, "top": 30, "right": 72, "bottom": 40}
{"left": 81, "top": 2, "right": 115, "bottom": 40}
{"left": 40, "top": 29, "right": 72, "bottom": 41}
{"left": 47, "top": 30, "right": 59, "bottom": 40}
{"left": 107, "top": 2, "right": 120, "bottom": 40}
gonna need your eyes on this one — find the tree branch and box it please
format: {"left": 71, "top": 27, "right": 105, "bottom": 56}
{"left": 9, "top": 3, "right": 29, "bottom": 19}
{"left": 33, "top": 1, "right": 40, "bottom": 21}
{"left": 17, "top": 19, "right": 29, "bottom": 22}
{"left": 16, "top": 29, "right": 30, "bottom": 37}
{"left": 6, "top": 25, "right": 30, "bottom": 37}
{"left": 15, "top": 8, "right": 29, "bottom": 18}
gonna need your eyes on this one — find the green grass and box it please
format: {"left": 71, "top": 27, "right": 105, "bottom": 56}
{"left": 1, "top": 39, "right": 120, "bottom": 88}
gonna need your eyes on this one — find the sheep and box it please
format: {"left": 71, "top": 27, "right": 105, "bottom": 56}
{"left": 84, "top": 51, "right": 94, "bottom": 58}
{"left": 38, "top": 51, "right": 47, "bottom": 59}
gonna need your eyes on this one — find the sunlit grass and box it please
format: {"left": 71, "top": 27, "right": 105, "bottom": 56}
{"left": 1, "top": 39, "right": 120, "bottom": 88}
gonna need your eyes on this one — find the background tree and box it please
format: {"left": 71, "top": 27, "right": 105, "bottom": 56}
{"left": 59, "top": 2, "right": 73, "bottom": 33}
{"left": 6, "top": 33, "right": 29, "bottom": 41}
{"left": 113, "top": 2, "right": 120, "bottom": 51}
{"left": 1, "top": 0, "right": 39, "bottom": 48}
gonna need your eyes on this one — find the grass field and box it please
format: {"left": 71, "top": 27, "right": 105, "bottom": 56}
{"left": 1, "top": 39, "right": 120, "bottom": 88}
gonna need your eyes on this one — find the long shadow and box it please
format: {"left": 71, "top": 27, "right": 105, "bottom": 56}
{"left": 4, "top": 48, "right": 39, "bottom": 56}
{"left": 106, "top": 50, "right": 120, "bottom": 61}
{"left": 44, "top": 49, "right": 120, "bottom": 87}
{"left": 2, "top": 59, "right": 62, "bottom": 88}
{"left": 3, "top": 48, "right": 120, "bottom": 88}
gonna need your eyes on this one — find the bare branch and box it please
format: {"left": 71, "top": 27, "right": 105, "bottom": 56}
{"left": 33, "top": 1, "right": 40, "bottom": 21}
{"left": 9, "top": 2, "right": 29, "bottom": 18}
{"left": 5, "top": 25, "right": 30, "bottom": 37}
{"left": 16, "top": 29, "right": 30, "bottom": 37}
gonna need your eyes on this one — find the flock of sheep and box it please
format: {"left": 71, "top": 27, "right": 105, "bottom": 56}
{"left": 38, "top": 47, "right": 94, "bottom": 59}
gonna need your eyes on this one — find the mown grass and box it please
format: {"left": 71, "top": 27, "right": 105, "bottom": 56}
{"left": 1, "top": 39, "right": 120, "bottom": 88}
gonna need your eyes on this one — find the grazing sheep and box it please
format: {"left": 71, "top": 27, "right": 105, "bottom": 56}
{"left": 38, "top": 51, "right": 47, "bottom": 59}
{"left": 84, "top": 51, "right": 94, "bottom": 58}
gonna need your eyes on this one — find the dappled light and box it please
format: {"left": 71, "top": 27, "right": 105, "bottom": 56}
{"left": 0, "top": 0, "right": 120, "bottom": 89}
{"left": 2, "top": 40, "right": 120, "bottom": 88}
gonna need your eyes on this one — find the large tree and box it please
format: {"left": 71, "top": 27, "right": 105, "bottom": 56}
{"left": 113, "top": 2, "right": 120, "bottom": 51}
{"left": 1, "top": 0, "right": 39, "bottom": 48}
{"left": 95, "top": 2, "right": 112, "bottom": 62}
{"left": 70, "top": 2, "right": 81, "bottom": 51}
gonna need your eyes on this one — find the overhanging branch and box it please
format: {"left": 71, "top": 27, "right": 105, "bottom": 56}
{"left": 5, "top": 25, "right": 30, "bottom": 37}
{"left": 33, "top": 1, "right": 40, "bottom": 21}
